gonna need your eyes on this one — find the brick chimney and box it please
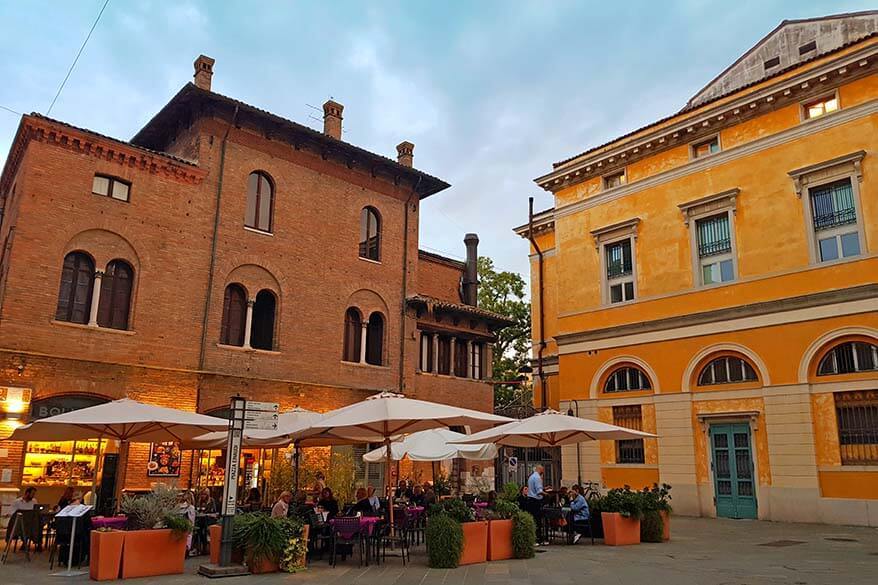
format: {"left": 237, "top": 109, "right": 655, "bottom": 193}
{"left": 396, "top": 141, "right": 414, "bottom": 167}
{"left": 193, "top": 55, "right": 215, "bottom": 91}
{"left": 323, "top": 100, "right": 344, "bottom": 139}
{"left": 463, "top": 233, "right": 479, "bottom": 306}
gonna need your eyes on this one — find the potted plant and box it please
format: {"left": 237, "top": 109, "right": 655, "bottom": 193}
{"left": 511, "top": 510, "right": 536, "bottom": 559}
{"left": 425, "top": 513, "right": 464, "bottom": 568}
{"left": 89, "top": 527, "right": 125, "bottom": 581}
{"left": 486, "top": 500, "right": 518, "bottom": 561}
{"left": 640, "top": 483, "right": 672, "bottom": 541}
{"left": 232, "top": 513, "right": 303, "bottom": 574}
{"left": 587, "top": 494, "right": 604, "bottom": 539}
{"left": 119, "top": 486, "right": 192, "bottom": 579}
{"left": 429, "top": 499, "right": 487, "bottom": 565}
{"left": 600, "top": 486, "right": 643, "bottom": 546}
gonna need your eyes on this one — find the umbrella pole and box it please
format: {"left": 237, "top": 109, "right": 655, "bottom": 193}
{"left": 293, "top": 443, "right": 300, "bottom": 493}
{"left": 385, "top": 438, "right": 394, "bottom": 536}
{"left": 91, "top": 436, "right": 103, "bottom": 511}
{"left": 114, "top": 441, "right": 130, "bottom": 513}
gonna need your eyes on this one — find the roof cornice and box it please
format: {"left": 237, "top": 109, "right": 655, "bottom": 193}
{"left": 536, "top": 39, "right": 878, "bottom": 193}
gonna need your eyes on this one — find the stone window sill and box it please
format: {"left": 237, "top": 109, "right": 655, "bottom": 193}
{"left": 244, "top": 226, "right": 274, "bottom": 237}
{"left": 416, "top": 371, "right": 486, "bottom": 382}
{"left": 216, "top": 343, "right": 280, "bottom": 355}
{"left": 358, "top": 256, "right": 382, "bottom": 265}
{"left": 51, "top": 320, "right": 136, "bottom": 335}
{"left": 341, "top": 360, "right": 390, "bottom": 370}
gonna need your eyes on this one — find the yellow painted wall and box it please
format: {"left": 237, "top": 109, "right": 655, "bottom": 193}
{"left": 602, "top": 467, "right": 660, "bottom": 489}
{"left": 691, "top": 399, "right": 771, "bottom": 486}
{"left": 818, "top": 471, "right": 878, "bottom": 499}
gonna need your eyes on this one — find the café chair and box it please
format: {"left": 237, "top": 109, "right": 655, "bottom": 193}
{"left": 330, "top": 517, "right": 364, "bottom": 567}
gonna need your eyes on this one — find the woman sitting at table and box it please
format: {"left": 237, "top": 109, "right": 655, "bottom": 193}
{"left": 176, "top": 491, "right": 197, "bottom": 555}
{"left": 517, "top": 485, "right": 529, "bottom": 511}
{"left": 568, "top": 485, "right": 590, "bottom": 544}
{"left": 196, "top": 488, "right": 217, "bottom": 515}
{"left": 317, "top": 487, "right": 339, "bottom": 520}
{"left": 366, "top": 486, "right": 381, "bottom": 514}
{"left": 55, "top": 486, "right": 74, "bottom": 512}
{"left": 410, "top": 484, "right": 426, "bottom": 507}
{"left": 243, "top": 487, "right": 262, "bottom": 512}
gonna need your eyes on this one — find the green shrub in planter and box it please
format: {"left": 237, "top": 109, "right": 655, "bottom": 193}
{"left": 492, "top": 499, "right": 519, "bottom": 520}
{"left": 429, "top": 498, "right": 475, "bottom": 523}
{"left": 602, "top": 486, "right": 644, "bottom": 519}
{"left": 640, "top": 510, "right": 663, "bottom": 543}
{"left": 161, "top": 513, "right": 193, "bottom": 539}
{"left": 426, "top": 514, "right": 463, "bottom": 568}
{"left": 500, "top": 482, "right": 521, "bottom": 504}
{"left": 232, "top": 513, "right": 301, "bottom": 567}
{"left": 511, "top": 511, "right": 536, "bottom": 559}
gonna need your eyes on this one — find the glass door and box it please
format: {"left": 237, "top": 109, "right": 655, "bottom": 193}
{"left": 709, "top": 423, "right": 757, "bottom": 519}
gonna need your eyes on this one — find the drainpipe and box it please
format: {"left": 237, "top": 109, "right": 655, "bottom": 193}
{"left": 567, "top": 399, "right": 583, "bottom": 485}
{"left": 528, "top": 197, "right": 547, "bottom": 411}
{"left": 398, "top": 176, "right": 422, "bottom": 394}
{"left": 198, "top": 106, "right": 239, "bottom": 406}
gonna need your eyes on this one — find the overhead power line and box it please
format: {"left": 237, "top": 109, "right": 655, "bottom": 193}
{"left": 46, "top": 0, "right": 111, "bottom": 116}
{"left": 0, "top": 104, "right": 22, "bottom": 116}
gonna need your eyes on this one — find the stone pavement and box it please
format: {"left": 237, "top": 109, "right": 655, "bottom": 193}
{"left": 1, "top": 517, "right": 876, "bottom": 584}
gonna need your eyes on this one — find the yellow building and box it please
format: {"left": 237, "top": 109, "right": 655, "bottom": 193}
{"left": 516, "top": 12, "right": 878, "bottom": 525}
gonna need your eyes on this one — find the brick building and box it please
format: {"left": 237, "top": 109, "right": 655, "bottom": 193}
{"left": 0, "top": 55, "right": 510, "bottom": 508}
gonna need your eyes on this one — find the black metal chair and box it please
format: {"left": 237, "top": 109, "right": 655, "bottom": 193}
{"left": 330, "top": 517, "right": 364, "bottom": 567}
{"left": 379, "top": 511, "right": 410, "bottom": 565}
{"left": 2, "top": 510, "right": 41, "bottom": 563}
{"left": 571, "top": 514, "right": 596, "bottom": 545}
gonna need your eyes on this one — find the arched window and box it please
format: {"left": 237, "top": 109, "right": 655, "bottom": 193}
{"left": 55, "top": 252, "right": 94, "bottom": 324}
{"left": 359, "top": 207, "right": 381, "bottom": 261}
{"left": 220, "top": 284, "right": 248, "bottom": 346}
{"left": 818, "top": 341, "right": 878, "bottom": 375}
{"left": 250, "top": 290, "right": 276, "bottom": 350}
{"left": 365, "top": 312, "right": 384, "bottom": 365}
{"left": 97, "top": 260, "right": 133, "bottom": 330}
{"left": 245, "top": 172, "right": 274, "bottom": 232}
{"left": 698, "top": 356, "right": 758, "bottom": 386}
{"left": 604, "top": 366, "right": 651, "bottom": 393}
{"left": 343, "top": 308, "right": 362, "bottom": 362}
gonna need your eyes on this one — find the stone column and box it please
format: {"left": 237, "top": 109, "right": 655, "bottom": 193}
{"left": 88, "top": 270, "right": 104, "bottom": 326}
{"left": 466, "top": 340, "right": 473, "bottom": 379}
{"left": 432, "top": 334, "right": 439, "bottom": 373}
{"left": 449, "top": 337, "right": 456, "bottom": 377}
{"left": 359, "top": 322, "right": 369, "bottom": 364}
{"left": 243, "top": 299, "right": 255, "bottom": 349}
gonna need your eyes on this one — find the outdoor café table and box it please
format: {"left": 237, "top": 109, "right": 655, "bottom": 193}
{"left": 328, "top": 516, "right": 380, "bottom": 564}
{"left": 91, "top": 516, "right": 128, "bottom": 530}
{"left": 473, "top": 502, "right": 489, "bottom": 509}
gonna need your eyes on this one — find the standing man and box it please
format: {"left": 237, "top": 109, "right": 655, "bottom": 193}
{"left": 526, "top": 465, "right": 547, "bottom": 545}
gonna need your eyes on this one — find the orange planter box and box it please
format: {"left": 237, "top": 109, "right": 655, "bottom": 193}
{"left": 459, "top": 521, "right": 488, "bottom": 565}
{"left": 121, "top": 529, "right": 187, "bottom": 578}
{"left": 89, "top": 530, "right": 124, "bottom": 581}
{"left": 660, "top": 511, "right": 670, "bottom": 542}
{"left": 209, "top": 524, "right": 222, "bottom": 564}
{"left": 601, "top": 512, "right": 640, "bottom": 546}
{"left": 487, "top": 519, "right": 513, "bottom": 561}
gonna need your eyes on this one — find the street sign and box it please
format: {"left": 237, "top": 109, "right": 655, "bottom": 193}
{"left": 244, "top": 400, "right": 279, "bottom": 430}
{"left": 219, "top": 396, "right": 246, "bottom": 567}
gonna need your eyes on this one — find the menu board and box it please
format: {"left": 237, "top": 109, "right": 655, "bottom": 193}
{"left": 147, "top": 442, "right": 181, "bottom": 477}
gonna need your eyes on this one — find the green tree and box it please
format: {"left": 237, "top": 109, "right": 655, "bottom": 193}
{"left": 477, "top": 256, "right": 532, "bottom": 408}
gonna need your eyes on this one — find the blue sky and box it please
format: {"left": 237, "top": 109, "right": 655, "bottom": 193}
{"left": 0, "top": 0, "right": 873, "bottom": 279}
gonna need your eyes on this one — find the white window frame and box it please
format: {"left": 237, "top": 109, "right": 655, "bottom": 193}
{"left": 788, "top": 151, "right": 867, "bottom": 265}
{"left": 690, "top": 134, "right": 721, "bottom": 160}
{"left": 470, "top": 342, "right": 482, "bottom": 379}
{"left": 591, "top": 218, "right": 640, "bottom": 305}
{"left": 678, "top": 189, "right": 739, "bottom": 288}
{"left": 602, "top": 169, "right": 627, "bottom": 190}
{"left": 800, "top": 90, "right": 840, "bottom": 122}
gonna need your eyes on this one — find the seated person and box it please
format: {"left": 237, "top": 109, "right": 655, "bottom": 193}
{"left": 423, "top": 487, "right": 437, "bottom": 508}
{"left": 349, "top": 487, "right": 374, "bottom": 516}
{"left": 568, "top": 485, "right": 590, "bottom": 544}
{"left": 516, "top": 485, "right": 529, "bottom": 511}
{"left": 366, "top": 486, "right": 381, "bottom": 514}
{"left": 10, "top": 487, "right": 38, "bottom": 514}
{"left": 196, "top": 488, "right": 218, "bottom": 515}
{"left": 317, "top": 487, "right": 339, "bottom": 520}
{"left": 409, "top": 484, "right": 426, "bottom": 507}
{"left": 56, "top": 487, "right": 74, "bottom": 512}
{"left": 557, "top": 486, "right": 570, "bottom": 506}
{"left": 243, "top": 487, "right": 262, "bottom": 512}
{"left": 272, "top": 491, "right": 292, "bottom": 518}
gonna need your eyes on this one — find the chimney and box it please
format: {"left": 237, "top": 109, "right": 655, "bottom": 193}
{"left": 463, "top": 233, "right": 479, "bottom": 306}
{"left": 193, "top": 55, "right": 215, "bottom": 91}
{"left": 323, "top": 100, "right": 344, "bottom": 139}
{"left": 396, "top": 141, "right": 414, "bottom": 167}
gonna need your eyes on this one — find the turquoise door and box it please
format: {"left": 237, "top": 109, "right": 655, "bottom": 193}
{"left": 710, "top": 423, "right": 757, "bottom": 519}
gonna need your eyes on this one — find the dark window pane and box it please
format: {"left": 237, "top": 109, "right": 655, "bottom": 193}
{"left": 624, "top": 281, "right": 634, "bottom": 301}
{"left": 606, "top": 240, "right": 632, "bottom": 278}
{"left": 610, "top": 283, "right": 623, "bottom": 303}
{"left": 246, "top": 172, "right": 273, "bottom": 231}
{"left": 359, "top": 207, "right": 381, "bottom": 261}
{"left": 97, "top": 260, "right": 133, "bottom": 330}
{"left": 250, "top": 290, "right": 276, "bottom": 350}
{"left": 810, "top": 179, "right": 856, "bottom": 230}
{"left": 343, "top": 308, "right": 362, "bottom": 362}
{"left": 696, "top": 213, "right": 731, "bottom": 257}
{"left": 819, "top": 237, "right": 839, "bottom": 262}
{"left": 245, "top": 173, "right": 258, "bottom": 228}
{"left": 720, "top": 259, "right": 735, "bottom": 282}
{"left": 365, "top": 312, "right": 384, "bottom": 365}
{"left": 55, "top": 252, "right": 94, "bottom": 324}
{"left": 841, "top": 232, "right": 860, "bottom": 258}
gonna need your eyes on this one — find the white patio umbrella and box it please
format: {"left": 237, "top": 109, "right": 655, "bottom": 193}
{"left": 8, "top": 398, "right": 228, "bottom": 507}
{"left": 290, "top": 391, "right": 513, "bottom": 529}
{"left": 182, "top": 407, "right": 324, "bottom": 450}
{"left": 449, "top": 409, "right": 656, "bottom": 447}
{"left": 362, "top": 428, "right": 498, "bottom": 463}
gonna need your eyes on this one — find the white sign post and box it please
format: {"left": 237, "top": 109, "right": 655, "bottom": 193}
{"left": 218, "top": 396, "right": 246, "bottom": 566}
{"left": 52, "top": 504, "right": 92, "bottom": 577}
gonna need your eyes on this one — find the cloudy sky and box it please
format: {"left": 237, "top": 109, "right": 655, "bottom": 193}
{"left": 0, "top": 0, "right": 872, "bottom": 280}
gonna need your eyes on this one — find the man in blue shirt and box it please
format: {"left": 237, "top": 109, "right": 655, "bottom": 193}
{"left": 568, "top": 484, "right": 590, "bottom": 544}
{"left": 526, "top": 465, "right": 547, "bottom": 545}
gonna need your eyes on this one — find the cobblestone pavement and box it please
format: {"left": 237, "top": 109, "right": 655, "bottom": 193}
{"left": 2, "top": 517, "right": 876, "bottom": 584}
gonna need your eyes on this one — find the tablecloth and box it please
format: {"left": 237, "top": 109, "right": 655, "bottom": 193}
{"left": 91, "top": 516, "right": 128, "bottom": 530}
{"left": 328, "top": 516, "right": 380, "bottom": 538}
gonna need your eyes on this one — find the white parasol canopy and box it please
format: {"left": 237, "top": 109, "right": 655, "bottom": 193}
{"left": 7, "top": 398, "right": 228, "bottom": 443}
{"left": 450, "top": 409, "right": 656, "bottom": 447}
{"left": 362, "top": 428, "right": 498, "bottom": 463}
{"left": 181, "top": 407, "right": 324, "bottom": 450}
